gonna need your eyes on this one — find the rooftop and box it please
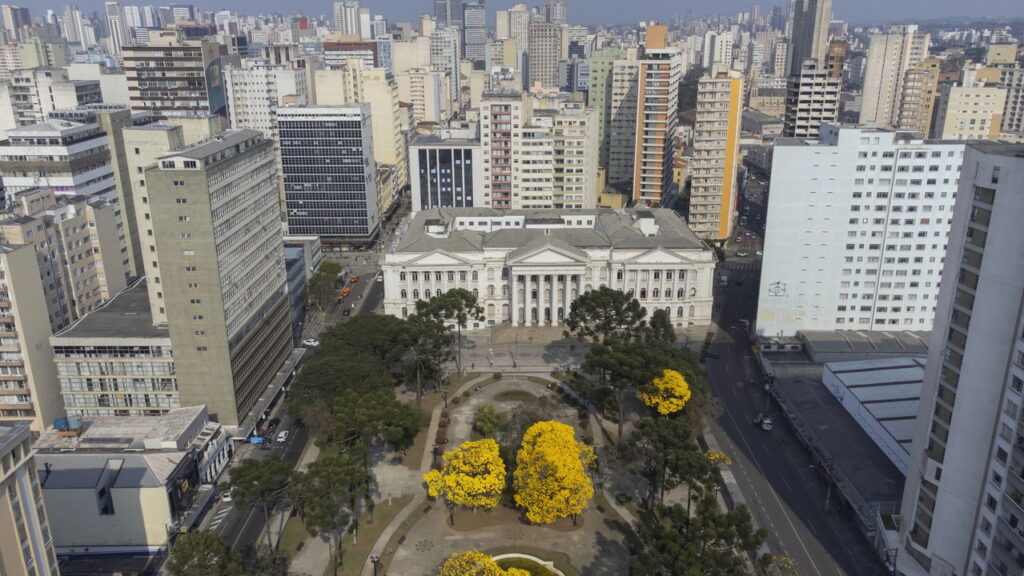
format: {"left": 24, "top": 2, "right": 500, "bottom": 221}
{"left": 53, "top": 279, "right": 169, "bottom": 341}
{"left": 799, "top": 330, "right": 929, "bottom": 363}
{"left": 156, "top": 128, "right": 264, "bottom": 162}
{"left": 35, "top": 406, "right": 207, "bottom": 453}
{"left": 0, "top": 421, "right": 29, "bottom": 454}
{"left": 409, "top": 133, "right": 480, "bottom": 147}
{"left": 969, "top": 141, "right": 1024, "bottom": 158}
{"left": 395, "top": 208, "right": 708, "bottom": 254}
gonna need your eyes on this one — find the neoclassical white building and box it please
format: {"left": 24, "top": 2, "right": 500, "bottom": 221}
{"left": 382, "top": 208, "right": 716, "bottom": 329}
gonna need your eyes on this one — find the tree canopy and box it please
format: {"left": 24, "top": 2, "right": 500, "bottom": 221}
{"left": 224, "top": 457, "right": 292, "bottom": 548}
{"left": 292, "top": 453, "right": 370, "bottom": 572}
{"left": 640, "top": 369, "right": 692, "bottom": 415}
{"left": 166, "top": 530, "right": 241, "bottom": 576}
{"left": 424, "top": 439, "right": 507, "bottom": 510}
{"left": 438, "top": 550, "right": 530, "bottom": 576}
{"left": 513, "top": 421, "right": 596, "bottom": 525}
{"left": 564, "top": 286, "right": 647, "bottom": 345}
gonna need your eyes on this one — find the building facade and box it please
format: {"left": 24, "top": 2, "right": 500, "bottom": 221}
{"left": 632, "top": 29, "right": 682, "bottom": 206}
{"left": 756, "top": 125, "right": 965, "bottom": 337}
{"left": 787, "top": 0, "right": 831, "bottom": 74}
{"left": 860, "top": 25, "right": 930, "bottom": 130}
{"left": 123, "top": 32, "right": 229, "bottom": 119}
{"left": 277, "top": 106, "right": 380, "bottom": 245}
{"left": 0, "top": 119, "right": 116, "bottom": 199}
{"left": 783, "top": 60, "right": 840, "bottom": 138}
{"left": 689, "top": 67, "right": 743, "bottom": 240}
{"left": 383, "top": 208, "right": 716, "bottom": 329}
{"left": 933, "top": 85, "right": 1007, "bottom": 140}
{"left": 144, "top": 130, "right": 293, "bottom": 429}
{"left": 225, "top": 58, "right": 309, "bottom": 137}
{"left": 0, "top": 422, "right": 58, "bottom": 576}
{"left": 527, "top": 19, "right": 561, "bottom": 89}
{"left": 409, "top": 133, "right": 482, "bottom": 212}
{"left": 897, "top": 58, "right": 941, "bottom": 137}
{"left": 898, "top": 143, "right": 1024, "bottom": 576}
{"left": 0, "top": 67, "right": 101, "bottom": 137}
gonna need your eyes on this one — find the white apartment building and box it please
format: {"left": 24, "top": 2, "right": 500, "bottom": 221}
{"left": 395, "top": 67, "right": 451, "bottom": 124}
{"left": 756, "top": 125, "right": 965, "bottom": 337}
{"left": 898, "top": 143, "right": 1024, "bottom": 576}
{"left": 382, "top": 208, "right": 716, "bottom": 329}
{"left": 225, "top": 59, "right": 309, "bottom": 137}
{"left": 430, "top": 27, "right": 460, "bottom": 101}
{"left": 860, "top": 25, "right": 931, "bottom": 130}
{"left": 479, "top": 91, "right": 598, "bottom": 210}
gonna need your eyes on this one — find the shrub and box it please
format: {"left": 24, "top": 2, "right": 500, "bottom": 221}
{"left": 440, "top": 409, "right": 450, "bottom": 419}
{"left": 435, "top": 429, "right": 448, "bottom": 443}
{"left": 493, "top": 372, "right": 502, "bottom": 380}
{"left": 462, "top": 390, "right": 471, "bottom": 398}
{"left": 451, "top": 397, "right": 462, "bottom": 405}
{"left": 438, "top": 419, "right": 449, "bottom": 429}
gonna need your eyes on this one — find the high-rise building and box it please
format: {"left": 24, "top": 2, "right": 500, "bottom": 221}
{"left": 933, "top": 85, "right": 1007, "bottom": 140}
{"left": 632, "top": 28, "right": 682, "bottom": 206}
{"left": 583, "top": 47, "right": 626, "bottom": 175}
{"left": 756, "top": 125, "right": 965, "bottom": 337}
{"left": 0, "top": 5, "right": 30, "bottom": 43}
{"left": 123, "top": 32, "right": 230, "bottom": 119}
{"left": 142, "top": 130, "right": 293, "bottom": 429}
{"left": 333, "top": 0, "right": 360, "bottom": 36}
{"left": 462, "top": 2, "right": 486, "bottom": 63}
{"left": 323, "top": 40, "right": 383, "bottom": 69}
{"left": 0, "top": 67, "right": 102, "bottom": 136}
{"left": 395, "top": 67, "right": 451, "bottom": 124}
{"left": 783, "top": 60, "right": 840, "bottom": 138}
{"left": 545, "top": 0, "right": 566, "bottom": 24}
{"left": 1001, "top": 67, "right": 1024, "bottom": 135}
{"left": 0, "top": 422, "right": 58, "bottom": 573}
{"left": 826, "top": 39, "right": 847, "bottom": 79}
{"left": 410, "top": 133, "right": 482, "bottom": 212}
{"left": 506, "top": 3, "right": 529, "bottom": 53}
{"left": 896, "top": 58, "right": 941, "bottom": 137}
{"left": 898, "top": 143, "right": 1024, "bottom": 576}
{"left": 0, "top": 119, "right": 116, "bottom": 199}
{"left": 688, "top": 67, "right": 743, "bottom": 240}
{"left": 277, "top": 106, "right": 380, "bottom": 245}
{"left": 860, "top": 25, "right": 931, "bottom": 130}
{"left": 225, "top": 59, "right": 309, "bottom": 137}
{"left": 495, "top": 9, "right": 509, "bottom": 39}
{"left": 787, "top": 0, "right": 831, "bottom": 74}
{"left": 430, "top": 26, "right": 461, "bottom": 101}
{"left": 434, "top": 0, "right": 464, "bottom": 29}
{"left": 527, "top": 18, "right": 561, "bottom": 89}
{"left": 607, "top": 58, "right": 641, "bottom": 186}
{"left": 104, "top": 1, "right": 130, "bottom": 55}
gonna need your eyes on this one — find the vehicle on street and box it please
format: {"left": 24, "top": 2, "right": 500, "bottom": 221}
{"left": 719, "top": 275, "right": 729, "bottom": 287}
{"left": 222, "top": 489, "right": 233, "bottom": 502}
{"left": 350, "top": 275, "right": 360, "bottom": 283}
{"left": 342, "top": 308, "right": 351, "bottom": 317}
{"left": 737, "top": 251, "right": 749, "bottom": 257}
{"left": 754, "top": 413, "right": 774, "bottom": 431}
{"left": 756, "top": 250, "right": 763, "bottom": 256}
{"left": 376, "top": 274, "right": 382, "bottom": 283}
{"left": 267, "top": 418, "right": 280, "bottom": 431}
{"left": 302, "top": 338, "right": 320, "bottom": 347}
{"left": 276, "top": 430, "right": 290, "bottom": 443}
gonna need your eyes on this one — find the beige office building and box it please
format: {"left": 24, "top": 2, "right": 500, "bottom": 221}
{"left": 0, "top": 422, "right": 58, "bottom": 575}
{"left": 143, "top": 130, "right": 294, "bottom": 428}
{"left": 632, "top": 27, "right": 682, "bottom": 205}
{"left": 933, "top": 86, "right": 1007, "bottom": 140}
{"left": 395, "top": 67, "right": 451, "bottom": 124}
{"left": 527, "top": 18, "right": 561, "bottom": 89}
{"left": 860, "top": 25, "right": 930, "bottom": 130}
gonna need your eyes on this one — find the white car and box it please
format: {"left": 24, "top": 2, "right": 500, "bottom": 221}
{"left": 302, "top": 338, "right": 320, "bottom": 347}
{"left": 276, "top": 430, "right": 290, "bottom": 443}
{"left": 376, "top": 274, "right": 383, "bottom": 283}
{"left": 222, "top": 489, "right": 233, "bottom": 503}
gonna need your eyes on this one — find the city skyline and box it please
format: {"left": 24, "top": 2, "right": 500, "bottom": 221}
{"left": 21, "top": 0, "right": 1024, "bottom": 26}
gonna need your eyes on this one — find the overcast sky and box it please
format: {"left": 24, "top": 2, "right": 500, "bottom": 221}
{"left": 35, "top": 0, "right": 1024, "bottom": 26}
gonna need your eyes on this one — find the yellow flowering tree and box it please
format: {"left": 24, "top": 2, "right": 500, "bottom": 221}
{"left": 513, "top": 421, "right": 596, "bottom": 525}
{"left": 640, "top": 369, "right": 692, "bottom": 415}
{"left": 705, "top": 450, "right": 733, "bottom": 466}
{"left": 438, "top": 550, "right": 529, "bottom": 576}
{"left": 423, "top": 439, "right": 506, "bottom": 510}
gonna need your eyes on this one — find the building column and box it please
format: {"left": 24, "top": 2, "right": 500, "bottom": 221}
{"left": 563, "top": 274, "right": 571, "bottom": 322}
{"left": 524, "top": 274, "right": 532, "bottom": 326}
{"left": 549, "top": 274, "right": 557, "bottom": 325}
{"left": 540, "top": 274, "right": 547, "bottom": 325}
{"left": 575, "top": 274, "right": 581, "bottom": 299}
{"left": 510, "top": 273, "right": 518, "bottom": 325}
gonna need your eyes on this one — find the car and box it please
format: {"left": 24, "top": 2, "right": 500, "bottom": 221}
{"left": 349, "top": 275, "right": 360, "bottom": 283}
{"left": 342, "top": 308, "right": 351, "bottom": 317}
{"left": 276, "top": 430, "right": 290, "bottom": 443}
{"left": 302, "top": 338, "right": 320, "bottom": 347}
{"left": 737, "top": 251, "right": 749, "bottom": 257}
{"left": 267, "top": 418, "right": 280, "bottom": 431}
{"left": 222, "top": 489, "right": 233, "bottom": 502}
{"left": 376, "top": 274, "right": 383, "bottom": 283}
{"left": 756, "top": 250, "right": 763, "bottom": 256}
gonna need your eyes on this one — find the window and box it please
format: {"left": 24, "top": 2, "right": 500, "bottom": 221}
{"left": 197, "top": 346, "right": 208, "bottom": 351}
{"left": 178, "top": 216, "right": 190, "bottom": 222}
{"left": 191, "top": 315, "right": 204, "bottom": 321}
{"left": 172, "top": 180, "right": 185, "bottom": 187}
{"left": 175, "top": 198, "right": 188, "bottom": 204}
{"left": 185, "top": 266, "right": 197, "bottom": 272}
{"left": 189, "top": 299, "right": 201, "bottom": 305}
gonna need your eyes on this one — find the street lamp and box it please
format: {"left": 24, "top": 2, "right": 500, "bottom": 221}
{"left": 370, "top": 555, "right": 381, "bottom": 576}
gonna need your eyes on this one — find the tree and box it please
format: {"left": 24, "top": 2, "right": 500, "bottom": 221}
{"left": 293, "top": 454, "right": 369, "bottom": 573}
{"left": 307, "top": 261, "right": 343, "bottom": 311}
{"left": 404, "top": 311, "right": 453, "bottom": 407}
{"left": 473, "top": 404, "right": 504, "bottom": 438}
{"left": 424, "top": 439, "right": 506, "bottom": 511}
{"left": 626, "top": 416, "right": 712, "bottom": 509}
{"left": 224, "top": 458, "right": 292, "bottom": 549}
{"left": 631, "top": 499, "right": 766, "bottom": 576}
{"left": 166, "top": 530, "right": 241, "bottom": 576}
{"left": 564, "top": 286, "right": 647, "bottom": 345}
{"left": 648, "top": 308, "right": 676, "bottom": 345}
{"left": 422, "top": 288, "right": 484, "bottom": 374}
{"left": 438, "top": 550, "right": 530, "bottom": 576}
{"left": 640, "top": 369, "right": 692, "bottom": 415}
{"left": 513, "top": 421, "right": 595, "bottom": 525}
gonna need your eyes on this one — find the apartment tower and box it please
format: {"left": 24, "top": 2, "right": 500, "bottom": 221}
{"left": 632, "top": 26, "right": 682, "bottom": 206}
{"left": 688, "top": 66, "right": 743, "bottom": 240}
{"left": 860, "top": 25, "right": 931, "bottom": 130}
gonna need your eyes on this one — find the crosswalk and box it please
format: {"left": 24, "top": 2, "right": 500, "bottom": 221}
{"left": 721, "top": 261, "right": 762, "bottom": 272}
{"left": 208, "top": 505, "right": 232, "bottom": 531}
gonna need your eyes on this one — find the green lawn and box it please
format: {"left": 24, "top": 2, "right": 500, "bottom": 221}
{"left": 324, "top": 495, "right": 414, "bottom": 576}
{"left": 278, "top": 515, "right": 309, "bottom": 559}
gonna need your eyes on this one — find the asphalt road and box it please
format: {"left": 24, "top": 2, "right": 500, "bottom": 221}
{"left": 205, "top": 412, "right": 309, "bottom": 551}
{"left": 707, "top": 261, "right": 885, "bottom": 576}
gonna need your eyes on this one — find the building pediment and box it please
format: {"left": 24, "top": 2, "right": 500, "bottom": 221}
{"left": 507, "top": 237, "right": 588, "bottom": 265}
{"left": 403, "top": 250, "right": 472, "bottom": 267}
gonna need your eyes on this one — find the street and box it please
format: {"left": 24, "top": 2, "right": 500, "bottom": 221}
{"left": 706, "top": 258, "right": 885, "bottom": 575}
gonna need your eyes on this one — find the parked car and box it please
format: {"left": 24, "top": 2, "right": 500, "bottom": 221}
{"left": 349, "top": 275, "right": 360, "bottom": 283}
{"left": 222, "top": 489, "right": 233, "bottom": 502}
{"left": 276, "top": 430, "right": 290, "bottom": 443}
{"left": 375, "top": 274, "right": 383, "bottom": 283}
{"left": 302, "top": 338, "right": 320, "bottom": 347}
{"left": 267, "top": 418, "right": 280, "bottom": 431}
{"left": 342, "top": 308, "right": 351, "bottom": 317}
